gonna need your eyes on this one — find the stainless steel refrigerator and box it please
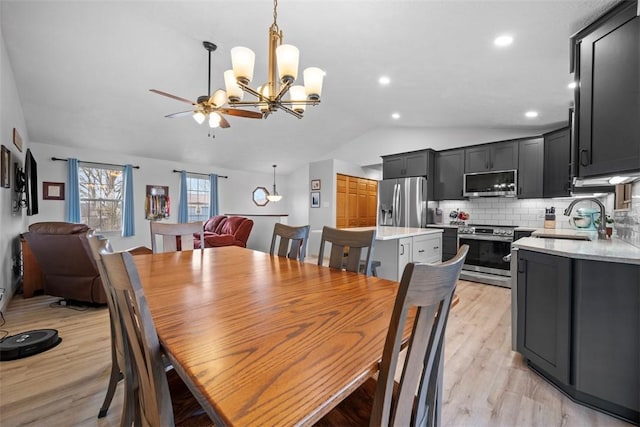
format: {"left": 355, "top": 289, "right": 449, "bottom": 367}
{"left": 377, "top": 177, "right": 428, "bottom": 227}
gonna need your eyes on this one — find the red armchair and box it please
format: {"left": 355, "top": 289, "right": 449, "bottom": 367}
{"left": 195, "top": 215, "right": 254, "bottom": 248}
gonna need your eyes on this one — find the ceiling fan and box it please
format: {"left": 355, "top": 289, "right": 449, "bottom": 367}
{"left": 150, "top": 41, "right": 262, "bottom": 129}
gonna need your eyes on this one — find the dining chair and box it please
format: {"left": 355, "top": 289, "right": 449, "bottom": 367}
{"left": 91, "top": 236, "right": 213, "bottom": 426}
{"left": 318, "top": 226, "right": 377, "bottom": 275}
{"left": 87, "top": 234, "right": 137, "bottom": 424}
{"left": 149, "top": 221, "right": 203, "bottom": 253}
{"left": 316, "top": 244, "right": 469, "bottom": 427}
{"left": 269, "top": 223, "right": 310, "bottom": 262}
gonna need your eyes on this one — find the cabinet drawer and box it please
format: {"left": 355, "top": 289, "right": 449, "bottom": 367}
{"left": 412, "top": 234, "right": 442, "bottom": 264}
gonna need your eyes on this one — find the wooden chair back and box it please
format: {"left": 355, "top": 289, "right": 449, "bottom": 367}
{"left": 372, "top": 244, "right": 469, "bottom": 426}
{"left": 149, "top": 221, "right": 203, "bottom": 253}
{"left": 99, "top": 249, "right": 176, "bottom": 426}
{"left": 317, "top": 226, "right": 376, "bottom": 275}
{"left": 269, "top": 223, "right": 310, "bottom": 262}
{"left": 86, "top": 234, "right": 137, "bottom": 423}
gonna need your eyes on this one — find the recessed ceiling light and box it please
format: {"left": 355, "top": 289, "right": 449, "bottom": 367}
{"left": 391, "top": 112, "right": 400, "bottom": 120}
{"left": 525, "top": 111, "right": 538, "bottom": 118}
{"left": 378, "top": 76, "right": 391, "bottom": 85}
{"left": 494, "top": 35, "right": 514, "bottom": 47}
{"left": 568, "top": 82, "right": 577, "bottom": 89}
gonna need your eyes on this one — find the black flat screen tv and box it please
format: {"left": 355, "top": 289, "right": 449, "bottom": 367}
{"left": 24, "top": 148, "right": 38, "bottom": 216}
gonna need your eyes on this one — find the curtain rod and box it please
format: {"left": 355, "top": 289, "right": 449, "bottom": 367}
{"left": 51, "top": 157, "right": 140, "bottom": 169}
{"left": 172, "top": 169, "right": 228, "bottom": 179}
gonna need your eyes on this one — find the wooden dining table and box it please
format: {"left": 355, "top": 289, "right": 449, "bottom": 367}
{"left": 132, "top": 245, "right": 415, "bottom": 426}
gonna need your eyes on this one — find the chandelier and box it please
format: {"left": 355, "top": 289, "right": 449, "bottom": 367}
{"left": 267, "top": 164, "right": 283, "bottom": 202}
{"left": 224, "top": 0, "right": 325, "bottom": 119}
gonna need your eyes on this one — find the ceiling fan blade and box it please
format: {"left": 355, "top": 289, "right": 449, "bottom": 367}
{"left": 150, "top": 89, "right": 195, "bottom": 105}
{"left": 219, "top": 115, "right": 231, "bottom": 128}
{"left": 219, "top": 108, "right": 263, "bottom": 119}
{"left": 165, "top": 110, "right": 195, "bottom": 118}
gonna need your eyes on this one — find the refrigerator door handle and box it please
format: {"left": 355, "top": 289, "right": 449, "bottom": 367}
{"left": 394, "top": 183, "right": 401, "bottom": 226}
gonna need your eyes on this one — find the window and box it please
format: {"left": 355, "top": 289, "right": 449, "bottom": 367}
{"left": 186, "top": 175, "right": 210, "bottom": 222}
{"left": 79, "top": 164, "right": 123, "bottom": 232}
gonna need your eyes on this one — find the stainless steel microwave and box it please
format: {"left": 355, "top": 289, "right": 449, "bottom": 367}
{"left": 463, "top": 169, "right": 517, "bottom": 197}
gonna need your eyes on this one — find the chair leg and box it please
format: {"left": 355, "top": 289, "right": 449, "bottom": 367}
{"left": 98, "top": 326, "right": 122, "bottom": 418}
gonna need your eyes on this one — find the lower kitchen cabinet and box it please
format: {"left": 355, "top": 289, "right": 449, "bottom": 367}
{"left": 375, "top": 233, "right": 442, "bottom": 282}
{"left": 517, "top": 250, "right": 572, "bottom": 384}
{"left": 516, "top": 250, "right": 640, "bottom": 423}
{"left": 428, "top": 226, "right": 459, "bottom": 261}
{"left": 573, "top": 259, "right": 639, "bottom": 417}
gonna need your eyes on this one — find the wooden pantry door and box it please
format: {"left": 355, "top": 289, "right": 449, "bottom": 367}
{"left": 336, "top": 173, "right": 378, "bottom": 228}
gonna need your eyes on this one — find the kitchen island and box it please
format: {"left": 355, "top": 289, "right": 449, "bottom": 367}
{"left": 340, "top": 226, "right": 443, "bottom": 282}
{"left": 511, "top": 236, "right": 639, "bottom": 424}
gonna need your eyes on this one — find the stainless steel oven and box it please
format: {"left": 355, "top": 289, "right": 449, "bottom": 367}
{"left": 458, "top": 225, "right": 514, "bottom": 277}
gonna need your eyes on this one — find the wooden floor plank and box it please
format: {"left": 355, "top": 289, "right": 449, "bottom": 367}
{"left": 0, "top": 281, "right": 631, "bottom": 426}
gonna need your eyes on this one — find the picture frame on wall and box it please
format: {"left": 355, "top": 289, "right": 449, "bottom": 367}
{"left": 1, "top": 145, "right": 10, "bottom": 188}
{"left": 13, "top": 128, "right": 23, "bottom": 152}
{"left": 43, "top": 181, "right": 65, "bottom": 200}
{"left": 311, "top": 191, "right": 320, "bottom": 208}
{"left": 311, "top": 179, "right": 321, "bottom": 190}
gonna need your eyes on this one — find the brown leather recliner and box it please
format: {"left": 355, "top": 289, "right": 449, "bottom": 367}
{"left": 22, "top": 222, "right": 108, "bottom": 304}
{"left": 194, "top": 215, "right": 254, "bottom": 248}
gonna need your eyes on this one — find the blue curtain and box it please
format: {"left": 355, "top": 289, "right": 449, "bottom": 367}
{"left": 178, "top": 170, "right": 189, "bottom": 223}
{"left": 65, "top": 158, "right": 81, "bottom": 223}
{"left": 121, "top": 164, "right": 135, "bottom": 237}
{"left": 209, "top": 174, "right": 219, "bottom": 217}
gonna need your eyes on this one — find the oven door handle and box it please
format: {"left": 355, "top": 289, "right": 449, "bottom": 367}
{"left": 459, "top": 235, "right": 513, "bottom": 242}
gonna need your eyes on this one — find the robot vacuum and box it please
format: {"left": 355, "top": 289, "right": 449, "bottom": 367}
{"left": 0, "top": 329, "right": 62, "bottom": 361}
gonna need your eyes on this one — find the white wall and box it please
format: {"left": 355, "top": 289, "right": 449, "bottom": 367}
{"left": 0, "top": 19, "right": 29, "bottom": 312}
{"left": 29, "top": 142, "right": 293, "bottom": 252}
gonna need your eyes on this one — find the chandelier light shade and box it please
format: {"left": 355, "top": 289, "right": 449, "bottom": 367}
{"left": 224, "top": 70, "right": 244, "bottom": 102}
{"left": 225, "top": 0, "right": 325, "bottom": 119}
{"left": 267, "top": 164, "right": 283, "bottom": 202}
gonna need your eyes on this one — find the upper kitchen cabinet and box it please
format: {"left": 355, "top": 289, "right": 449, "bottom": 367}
{"left": 382, "top": 149, "right": 434, "bottom": 179}
{"left": 434, "top": 148, "right": 465, "bottom": 200}
{"left": 572, "top": 1, "right": 640, "bottom": 178}
{"left": 543, "top": 127, "right": 571, "bottom": 198}
{"left": 517, "top": 137, "right": 544, "bottom": 198}
{"left": 464, "top": 140, "right": 519, "bottom": 173}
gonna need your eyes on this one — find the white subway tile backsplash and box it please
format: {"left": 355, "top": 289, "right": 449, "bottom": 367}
{"left": 436, "top": 195, "right": 614, "bottom": 231}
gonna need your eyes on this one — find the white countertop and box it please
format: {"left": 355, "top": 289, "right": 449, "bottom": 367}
{"left": 340, "top": 226, "right": 443, "bottom": 241}
{"left": 513, "top": 236, "right": 640, "bottom": 265}
{"left": 530, "top": 228, "right": 597, "bottom": 240}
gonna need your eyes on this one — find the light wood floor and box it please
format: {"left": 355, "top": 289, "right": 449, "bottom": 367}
{"left": 0, "top": 281, "right": 631, "bottom": 426}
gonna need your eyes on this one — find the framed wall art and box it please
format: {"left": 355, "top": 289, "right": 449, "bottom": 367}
{"left": 13, "top": 128, "right": 23, "bottom": 152}
{"left": 1, "top": 145, "right": 10, "bottom": 188}
{"left": 43, "top": 181, "right": 65, "bottom": 200}
{"left": 311, "top": 179, "right": 321, "bottom": 190}
{"left": 311, "top": 191, "right": 320, "bottom": 208}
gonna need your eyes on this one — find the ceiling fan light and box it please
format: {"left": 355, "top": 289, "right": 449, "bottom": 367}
{"left": 209, "top": 112, "right": 221, "bottom": 128}
{"left": 211, "top": 89, "right": 228, "bottom": 108}
{"left": 193, "top": 111, "right": 206, "bottom": 124}
{"left": 303, "top": 67, "right": 324, "bottom": 101}
{"left": 224, "top": 70, "right": 244, "bottom": 102}
{"left": 276, "top": 44, "right": 299, "bottom": 84}
{"left": 289, "top": 85, "right": 306, "bottom": 114}
{"left": 231, "top": 46, "right": 255, "bottom": 85}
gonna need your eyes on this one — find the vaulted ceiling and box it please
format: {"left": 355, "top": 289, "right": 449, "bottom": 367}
{"left": 1, "top": 0, "right": 619, "bottom": 174}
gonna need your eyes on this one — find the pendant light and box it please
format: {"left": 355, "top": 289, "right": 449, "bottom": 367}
{"left": 267, "top": 164, "right": 283, "bottom": 202}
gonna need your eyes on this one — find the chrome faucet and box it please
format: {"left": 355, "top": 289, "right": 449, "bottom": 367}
{"left": 563, "top": 198, "right": 607, "bottom": 239}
